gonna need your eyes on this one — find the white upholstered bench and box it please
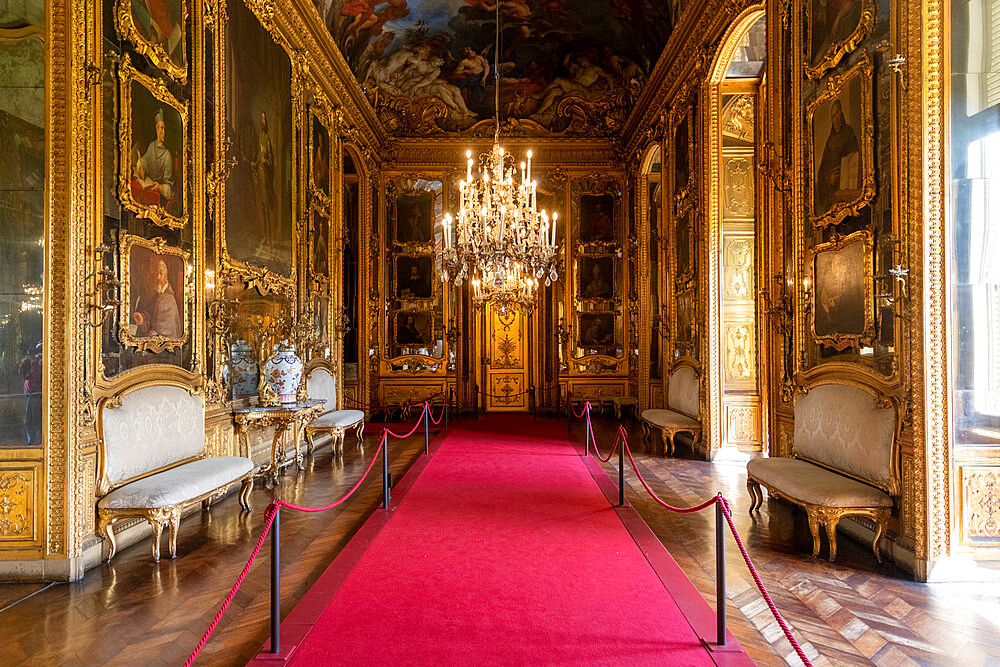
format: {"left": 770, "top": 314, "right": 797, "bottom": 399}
{"left": 96, "top": 381, "right": 254, "bottom": 562}
{"left": 747, "top": 381, "right": 899, "bottom": 562}
{"left": 304, "top": 360, "right": 365, "bottom": 456}
{"left": 641, "top": 361, "right": 701, "bottom": 456}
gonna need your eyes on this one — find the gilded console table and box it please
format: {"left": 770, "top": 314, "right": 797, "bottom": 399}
{"left": 233, "top": 400, "right": 326, "bottom": 479}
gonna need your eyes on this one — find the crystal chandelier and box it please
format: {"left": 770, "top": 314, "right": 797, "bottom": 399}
{"left": 439, "top": 6, "right": 560, "bottom": 313}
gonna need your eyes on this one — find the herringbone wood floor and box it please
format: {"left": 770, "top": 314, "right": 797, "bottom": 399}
{"left": 0, "top": 415, "right": 997, "bottom": 666}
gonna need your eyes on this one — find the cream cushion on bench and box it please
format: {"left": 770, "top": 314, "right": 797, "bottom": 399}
{"left": 99, "top": 457, "right": 253, "bottom": 510}
{"left": 641, "top": 364, "right": 701, "bottom": 456}
{"left": 97, "top": 384, "right": 253, "bottom": 562}
{"left": 747, "top": 458, "right": 891, "bottom": 508}
{"left": 747, "top": 382, "right": 897, "bottom": 562}
{"left": 304, "top": 365, "right": 365, "bottom": 456}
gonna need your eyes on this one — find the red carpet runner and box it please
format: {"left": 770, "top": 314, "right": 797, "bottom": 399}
{"left": 259, "top": 416, "right": 752, "bottom": 666}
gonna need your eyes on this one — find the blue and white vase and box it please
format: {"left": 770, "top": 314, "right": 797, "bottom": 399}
{"left": 230, "top": 339, "right": 257, "bottom": 399}
{"left": 264, "top": 339, "right": 303, "bottom": 405}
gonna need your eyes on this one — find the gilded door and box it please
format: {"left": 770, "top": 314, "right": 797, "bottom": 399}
{"left": 483, "top": 306, "right": 529, "bottom": 411}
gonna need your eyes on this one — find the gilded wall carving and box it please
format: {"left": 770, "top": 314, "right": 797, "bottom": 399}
{"left": 963, "top": 469, "right": 1000, "bottom": 540}
{"left": 0, "top": 472, "right": 31, "bottom": 537}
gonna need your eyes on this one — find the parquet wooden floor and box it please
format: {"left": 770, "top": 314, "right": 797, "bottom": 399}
{"left": 0, "top": 415, "right": 997, "bottom": 666}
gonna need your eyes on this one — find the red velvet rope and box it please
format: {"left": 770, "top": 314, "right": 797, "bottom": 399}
{"left": 427, "top": 399, "right": 448, "bottom": 425}
{"left": 587, "top": 422, "right": 621, "bottom": 463}
{"left": 571, "top": 401, "right": 592, "bottom": 419}
{"left": 185, "top": 405, "right": 432, "bottom": 666}
{"left": 343, "top": 391, "right": 444, "bottom": 411}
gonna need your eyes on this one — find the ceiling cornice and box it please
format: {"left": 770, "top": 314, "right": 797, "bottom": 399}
{"left": 384, "top": 137, "right": 620, "bottom": 171}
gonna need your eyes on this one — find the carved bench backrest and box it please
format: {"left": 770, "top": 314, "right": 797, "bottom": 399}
{"left": 307, "top": 366, "right": 337, "bottom": 409}
{"left": 98, "top": 384, "right": 205, "bottom": 495}
{"left": 793, "top": 383, "right": 897, "bottom": 494}
{"left": 667, "top": 364, "right": 699, "bottom": 419}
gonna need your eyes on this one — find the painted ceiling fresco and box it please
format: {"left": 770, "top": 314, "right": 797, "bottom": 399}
{"left": 313, "top": 0, "right": 679, "bottom": 136}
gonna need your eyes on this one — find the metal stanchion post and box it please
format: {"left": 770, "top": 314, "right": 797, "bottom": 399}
{"left": 382, "top": 436, "right": 390, "bottom": 509}
{"left": 270, "top": 503, "right": 280, "bottom": 654}
{"left": 445, "top": 389, "right": 450, "bottom": 429}
{"left": 716, "top": 496, "right": 726, "bottom": 646}
{"left": 424, "top": 403, "right": 430, "bottom": 455}
{"left": 584, "top": 407, "right": 590, "bottom": 458}
{"left": 566, "top": 397, "right": 571, "bottom": 433}
{"left": 618, "top": 434, "right": 625, "bottom": 507}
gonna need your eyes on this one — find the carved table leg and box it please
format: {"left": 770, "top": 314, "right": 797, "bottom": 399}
{"left": 292, "top": 419, "right": 304, "bottom": 469}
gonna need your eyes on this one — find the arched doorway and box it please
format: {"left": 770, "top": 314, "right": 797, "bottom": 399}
{"left": 706, "top": 9, "right": 767, "bottom": 456}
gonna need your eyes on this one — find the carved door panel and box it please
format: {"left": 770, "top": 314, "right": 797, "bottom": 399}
{"left": 484, "top": 306, "right": 528, "bottom": 411}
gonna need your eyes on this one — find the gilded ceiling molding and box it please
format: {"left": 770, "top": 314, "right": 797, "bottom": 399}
{"left": 386, "top": 138, "right": 620, "bottom": 171}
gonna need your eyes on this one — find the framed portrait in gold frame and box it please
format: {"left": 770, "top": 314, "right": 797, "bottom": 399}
{"left": 119, "top": 234, "right": 189, "bottom": 353}
{"left": 115, "top": 0, "right": 188, "bottom": 82}
{"left": 571, "top": 174, "right": 622, "bottom": 252}
{"left": 671, "top": 104, "right": 695, "bottom": 209}
{"left": 809, "top": 230, "right": 875, "bottom": 350}
{"left": 577, "top": 311, "right": 617, "bottom": 351}
{"left": 674, "top": 209, "right": 695, "bottom": 285}
{"left": 308, "top": 105, "right": 332, "bottom": 210}
{"left": 393, "top": 253, "right": 436, "bottom": 303}
{"left": 117, "top": 57, "right": 189, "bottom": 230}
{"left": 577, "top": 255, "right": 616, "bottom": 302}
{"left": 394, "top": 309, "right": 434, "bottom": 349}
{"left": 806, "top": 55, "right": 875, "bottom": 228}
{"left": 804, "top": 0, "right": 874, "bottom": 79}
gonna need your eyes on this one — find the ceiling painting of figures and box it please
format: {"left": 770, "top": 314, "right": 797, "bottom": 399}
{"left": 313, "top": 0, "right": 678, "bottom": 136}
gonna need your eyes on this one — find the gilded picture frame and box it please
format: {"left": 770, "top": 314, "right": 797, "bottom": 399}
{"left": 674, "top": 208, "right": 696, "bottom": 285}
{"left": 309, "top": 206, "right": 330, "bottom": 289}
{"left": 308, "top": 103, "right": 333, "bottom": 211}
{"left": 571, "top": 174, "right": 622, "bottom": 252}
{"left": 805, "top": 0, "right": 875, "bottom": 79}
{"left": 214, "top": 0, "right": 299, "bottom": 300}
{"left": 809, "top": 230, "right": 875, "bottom": 350}
{"left": 577, "top": 311, "right": 618, "bottom": 352}
{"left": 117, "top": 56, "right": 189, "bottom": 230}
{"left": 576, "top": 254, "right": 616, "bottom": 303}
{"left": 394, "top": 309, "right": 434, "bottom": 349}
{"left": 115, "top": 0, "right": 189, "bottom": 82}
{"left": 671, "top": 104, "right": 695, "bottom": 210}
{"left": 806, "top": 55, "right": 875, "bottom": 228}
{"left": 119, "top": 234, "right": 189, "bottom": 353}
{"left": 392, "top": 253, "right": 436, "bottom": 303}
{"left": 674, "top": 285, "right": 695, "bottom": 346}
{"left": 389, "top": 179, "right": 439, "bottom": 250}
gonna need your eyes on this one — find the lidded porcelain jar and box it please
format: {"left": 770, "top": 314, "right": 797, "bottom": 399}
{"left": 264, "top": 339, "right": 303, "bottom": 405}
{"left": 230, "top": 339, "right": 257, "bottom": 399}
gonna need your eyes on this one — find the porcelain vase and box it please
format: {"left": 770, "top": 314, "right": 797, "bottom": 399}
{"left": 264, "top": 340, "right": 303, "bottom": 405}
{"left": 230, "top": 339, "right": 257, "bottom": 399}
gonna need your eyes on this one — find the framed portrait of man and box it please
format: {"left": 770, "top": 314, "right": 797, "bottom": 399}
{"left": 578, "top": 194, "right": 616, "bottom": 244}
{"left": 577, "top": 256, "right": 615, "bottom": 301}
{"left": 118, "top": 57, "right": 188, "bottom": 229}
{"left": 393, "top": 192, "right": 434, "bottom": 245}
{"left": 805, "top": 0, "right": 873, "bottom": 78}
{"left": 577, "top": 312, "right": 617, "bottom": 350}
{"left": 810, "top": 230, "right": 875, "bottom": 350}
{"left": 116, "top": 0, "right": 188, "bottom": 81}
{"left": 310, "top": 111, "right": 331, "bottom": 202}
{"left": 394, "top": 254, "right": 434, "bottom": 301}
{"left": 394, "top": 310, "right": 433, "bottom": 348}
{"left": 807, "top": 55, "right": 874, "bottom": 228}
{"left": 673, "top": 109, "right": 692, "bottom": 199}
{"left": 120, "top": 234, "right": 188, "bottom": 353}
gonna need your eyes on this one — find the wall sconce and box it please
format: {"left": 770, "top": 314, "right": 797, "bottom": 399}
{"left": 85, "top": 241, "right": 119, "bottom": 328}
{"left": 556, "top": 316, "right": 572, "bottom": 346}
{"left": 444, "top": 317, "right": 461, "bottom": 348}
{"left": 801, "top": 276, "right": 813, "bottom": 319}
{"left": 756, "top": 141, "right": 791, "bottom": 193}
{"left": 875, "top": 234, "right": 909, "bottom": 313}
{"left": 759, "top": 273, "right": 794, "bottom": 335}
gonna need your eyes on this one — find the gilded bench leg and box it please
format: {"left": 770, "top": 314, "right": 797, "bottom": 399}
{"left": 239, "top": 476, "right": 254, "bottom": 511}
{"left": 150, "top": 516, "right": 165, "bottom": 563}
{"left": 168, "top": 509, "right": 181, "bottom": 559}
{"left": 872, "top": 510, "right": 889, "bottom": 563}
{"left": 806, "top": 510, "right": 822, "bottom": 558}
{"left": 305, "top": 427, "right": 316, "bottom": 454}
{"left": 356, "top": 419, "right": 365, "bottom": 444}
{"left": 747, "top": 479, "right": 763, "bottom": 512}
{"left": 824, "top": 518, "right": 840, "bottom": 562}
{"left": 99, "top": 513, "right": 117, "bottom": 563}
